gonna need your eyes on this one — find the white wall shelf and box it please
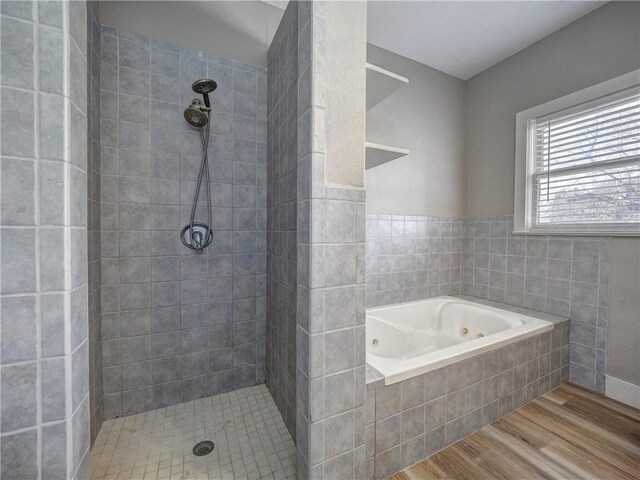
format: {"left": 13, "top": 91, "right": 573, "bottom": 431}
{"left": 366, "top": 62, "right": 409, "bottom": 110}
{"left": 365, "top": 142, "right": 410, "bottom": 169}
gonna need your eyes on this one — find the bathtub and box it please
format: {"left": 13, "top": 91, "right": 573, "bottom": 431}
{"left": 366, "top": 296, "right": 553, "bottom": 385}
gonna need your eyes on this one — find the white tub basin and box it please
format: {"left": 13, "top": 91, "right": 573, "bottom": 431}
{"left": 366, "top": 296, "right": 553, "bottom": 385}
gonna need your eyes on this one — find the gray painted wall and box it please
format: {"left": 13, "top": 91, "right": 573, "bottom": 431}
{"left": 98, "top": 26, "right": 268, "bottom": 418}
{"left": 465, "top": 1, "right": 640, "bottom": 217}
{"left": 607, "top": 239, "right": 640, "bottom": 387}
{"left": 365, "top": 45, "right": 466, "bottom": 217}
{"left": 464, "top": 1, "right": 640, "bottom": 389}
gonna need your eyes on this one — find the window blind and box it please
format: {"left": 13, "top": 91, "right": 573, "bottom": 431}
{"left": 531, "top": 86, "right": 640, "bottom": 230}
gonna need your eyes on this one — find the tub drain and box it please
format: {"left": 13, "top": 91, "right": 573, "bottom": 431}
{"left": 193, "top": 440, "right": 215, "bottom": 457}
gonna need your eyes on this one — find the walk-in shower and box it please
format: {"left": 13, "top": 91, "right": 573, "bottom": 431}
{"left": 181, "top": 78, "right": 218, "bottom": 251}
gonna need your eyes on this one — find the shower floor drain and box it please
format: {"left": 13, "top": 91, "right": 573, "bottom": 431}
{"left": 192, "top": 440, "right": 215, "bottom": 457}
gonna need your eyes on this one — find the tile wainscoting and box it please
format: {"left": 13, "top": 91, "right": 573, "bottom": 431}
{"left": 462, "top": 216, "right": 610, "bottom": 393}
{"left": 364, "top": 301, "right": 570, "bottom": 480}
{"left": 365, "top": 214, "right": 464, "bottom": 308}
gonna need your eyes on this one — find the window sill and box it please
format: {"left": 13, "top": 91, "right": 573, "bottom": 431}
{"left": 512, "top": 229, "right": 639, "bottom": 237}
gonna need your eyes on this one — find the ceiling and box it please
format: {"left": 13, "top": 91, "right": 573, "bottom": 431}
{"left": 368, "top": 1, "right": 607, "bottom": 80}
{"left": 99, "top": 1, "right": 283, "bottom": 67}
{"left": 100, "top": 1, "right": 608, "bottom": 76}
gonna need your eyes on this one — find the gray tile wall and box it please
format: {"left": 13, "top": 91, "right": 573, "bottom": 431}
{"left": 87, "top": 1, "right": 103, "bottom": 445}
{"left": 366, "top": 214, "right": 463, "bottom": 307}
{"left": 266, "top": 0, "right": 299, "bottom": 440}
{"left": 365, "top": 319, "right": 570, "bottom": 480}
{"left": 98, "top": 26, "right": 268, "bottom": 419}
{"left": 298, "top": 186, "right": 368, "bottom": 479}
{"left": 462, "top": 216, "right": 610, "bottom": 393}
{"left": 295, "top": 2, "right": 368, "bottom": 478}
{"left": 1, "top": 1, "right": 92, "bottom": 478}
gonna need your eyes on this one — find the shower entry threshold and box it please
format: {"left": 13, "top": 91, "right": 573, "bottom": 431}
{"left": 90, "top": 385, "right": 295, "bottom": 480}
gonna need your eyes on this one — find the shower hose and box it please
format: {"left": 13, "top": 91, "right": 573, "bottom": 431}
{"left": 186, "top": 112, "right": 213, "bottom": 251}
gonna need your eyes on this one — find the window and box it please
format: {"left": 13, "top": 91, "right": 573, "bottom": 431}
{"left": 514, "top": 71, "right": 640, "bottom": 235}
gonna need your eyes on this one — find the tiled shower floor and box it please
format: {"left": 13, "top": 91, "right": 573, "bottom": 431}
{"left": 90, "top": 385, "right": 296, "bottom": 480}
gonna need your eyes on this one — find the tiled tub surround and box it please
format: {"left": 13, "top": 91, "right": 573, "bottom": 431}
{"left": 364, "top": 300, "right": 570, "bottom": 480}
{"left": 99, "top": 26, "right": 268, "bottom": 418}
{"left": 1, "top": 1, "right": 92, "bottom": 478}
{"left": 266, "top": 0, "right": 299, "bottom": 439}
{"left": 366, "top": 214, "right": 610, "bottom": 394}
{"left": 365, "top": 214, "right": 464, "bottom": 308}
{"left": 462, "top": 216, "right": 610, "bottom": 393}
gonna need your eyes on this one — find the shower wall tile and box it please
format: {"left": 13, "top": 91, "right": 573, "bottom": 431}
{"left": 266, "top": 0, "right": 299, "bottom": 441}
{"left": 462, "top": 216, "right": 610, "bottom": 393}
{"left": 0, "top": 15, "right": 35, "bottom": 88}
{"left": 1, "top": 158, "right": 35, "bottom": 225}
{"left": 0, "top": 2, "right": 94, "bottom": 478}
{"left": 98, "top": 26, "right": 267, "bottom": 418}
{"left": 1, "top": 430, "right": 38, "bottom": 480}
{"left": 1, "top": 0, "right": 34, "bottom": 20}
{"left": 1, "top": 362, "right": 38, "bottom": 432}
{"left": 297, "top": 184, "right": 367, "bottom": 477}
{"left": 1, "top": 87, "right": 35, "bottom": 157}
{"left": 41, "top": 423, "right": 67, "bottom": 479}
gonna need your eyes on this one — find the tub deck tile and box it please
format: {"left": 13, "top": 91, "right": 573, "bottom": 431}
{"left": 366, "top": 363, "right": 384, "bottom": 388}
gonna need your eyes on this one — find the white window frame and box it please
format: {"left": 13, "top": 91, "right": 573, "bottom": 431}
{"left": 514, "top": 70, "right": 640, "bottom": 236}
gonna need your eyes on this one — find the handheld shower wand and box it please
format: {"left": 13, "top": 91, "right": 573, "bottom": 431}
{"left": 180, "top": 79, "right": 218, "bottom": 252}
{"left": 192, "top": 78, "right": 216, "bottom": 108}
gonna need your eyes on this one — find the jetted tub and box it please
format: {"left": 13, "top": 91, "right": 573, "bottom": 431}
{"left": 366, "top": 296, "right": 553, "bottom": 385}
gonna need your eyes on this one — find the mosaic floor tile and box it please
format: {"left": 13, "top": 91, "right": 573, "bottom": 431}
{"left": 91, "top": 385, "right": 295, "bottom": 480}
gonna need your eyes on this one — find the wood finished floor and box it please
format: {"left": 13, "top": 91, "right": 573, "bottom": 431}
{"left": 389, "top": 383, "right": 640, "bottom": 480}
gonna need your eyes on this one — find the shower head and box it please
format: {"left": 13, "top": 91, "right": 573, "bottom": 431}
{"left": 192, "top": 78, "right": 217, "bottom": 108}
{"left": 192, "top": 78, "right": 217, "bottom": 94}
{"left": 184, "top": 101, "right": 208, "bottom": 128}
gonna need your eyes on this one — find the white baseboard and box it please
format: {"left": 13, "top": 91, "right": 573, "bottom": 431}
{"left": 605, "top": 375, "right": 640, "bottom": 409}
